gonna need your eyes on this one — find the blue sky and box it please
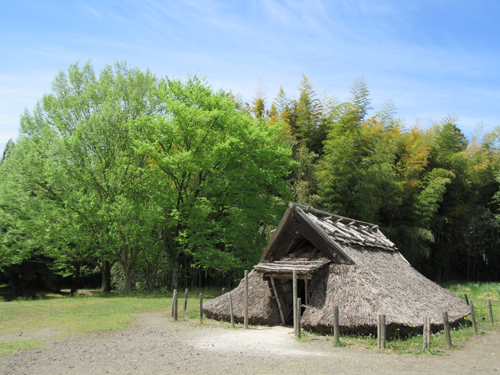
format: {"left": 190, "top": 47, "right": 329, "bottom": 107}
{"left": 2, "top": 0, "right": 500, "bottom": 152}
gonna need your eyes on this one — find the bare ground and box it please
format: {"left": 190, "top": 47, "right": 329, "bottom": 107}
{"left": 1, "top": 312, "right": 499, "bottom": 375}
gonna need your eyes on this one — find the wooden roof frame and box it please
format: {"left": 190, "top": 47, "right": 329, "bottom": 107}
{"left": 260, "top": 204, "right": 355, "bottom": 264}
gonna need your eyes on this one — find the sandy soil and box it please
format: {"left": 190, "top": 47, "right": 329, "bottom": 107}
{"left": 1, "top": 312, "right": 499, "bottom": 375}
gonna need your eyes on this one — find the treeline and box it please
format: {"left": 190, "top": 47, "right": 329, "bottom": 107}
{"left": 1, "top": 62, "right": 499, "bottom": 296}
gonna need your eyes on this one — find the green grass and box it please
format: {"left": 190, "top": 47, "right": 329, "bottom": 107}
{"left": 0, "top": 288, "right": 222, "bottom": 355}
{"left": 0, "top": 339, "right": 45, "bottom": 356}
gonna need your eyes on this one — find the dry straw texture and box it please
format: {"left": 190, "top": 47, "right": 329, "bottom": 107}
{"left": 204, "top": 204, "right": 470, "bottom": 332}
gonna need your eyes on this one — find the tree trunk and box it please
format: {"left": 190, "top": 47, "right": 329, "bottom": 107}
{"left": 171, "top": 257, "right": 179, "bottom": 290}
{"left": 101, "top": 260, "right": 111, "bottom": 293}
{"left": 124, "top": 263, "right": 133, "bottom": 293}
{"left": 70, "top": 262, "right": 81, "bottom": 296}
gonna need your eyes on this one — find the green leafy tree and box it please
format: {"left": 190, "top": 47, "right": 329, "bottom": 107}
{"left": 132, "top": 75, "right": 295, "bottom": 288}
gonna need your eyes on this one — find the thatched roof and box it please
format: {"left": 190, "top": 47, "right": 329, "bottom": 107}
{"left": 203, "top": 203, "right": 470, "bottom": 332}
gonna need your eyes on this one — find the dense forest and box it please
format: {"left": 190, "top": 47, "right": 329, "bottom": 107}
{"left": 1, "top": 61, "right": 499, "bottom": 296}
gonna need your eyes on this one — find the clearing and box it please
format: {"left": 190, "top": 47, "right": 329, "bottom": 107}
{"left": 0, "top": 311, "right": 499, "bottom": 375}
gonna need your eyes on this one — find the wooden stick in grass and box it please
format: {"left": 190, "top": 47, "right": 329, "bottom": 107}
{"left": 470, "top": 300, "right": 477, "bottom": 334}
{"left": 199, "top": 293, "right": 203, "bottom": 324}
{"left": 174, "top": 290, "right": 178, "bottom": 321}
{"left": 171, "top": 289, "right": 177, "bottom": 318}
{"left": 443, "top": 312, "right": 452, "bottom": 348}
{"left": 489, "top": 299, "right": 494, "bottom": 325}
{"left": 426, "top": 317, "right": 431, "bottom": 348}
{"left": 423, "top": 317, "right": 428, "bottom": 349}
{"left": 333, "top": 306, "right": 340, "bottom": 346}
{"left": 229, "top": 294, "right": 234, "bottom": 328}
{"left": 244, "top": 270, "right": 249, "bottom": 329}
{"left": 184, "top": 288, "right": 188, "bottom": 313}
{"left": 293, "top": 270, "right": 298, "bottom": 336}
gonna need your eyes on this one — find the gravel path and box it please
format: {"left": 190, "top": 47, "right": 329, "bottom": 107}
{"left": 1, "top": 312, "right": 499, "bottom": 374}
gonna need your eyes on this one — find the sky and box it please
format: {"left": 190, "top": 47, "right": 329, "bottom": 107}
{"left": 2, "top": 0, "right": 500, "bottom": 152}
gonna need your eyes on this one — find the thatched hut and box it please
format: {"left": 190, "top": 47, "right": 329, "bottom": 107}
{"left": 203, "top": 203, "right": 470, "bottom": 333}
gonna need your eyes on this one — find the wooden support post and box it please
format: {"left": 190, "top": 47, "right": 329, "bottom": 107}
{"left": 184, "top": 288, "right": 188, "bottom": 313}
{"left": 174, "top": 290, "right": 178, "bottom": 321}
{"left": 470, "top": 300, "right": 477, "bottom": 334}
{"left": 199, "top": 293, "right": 203, "bottom": 324}
{"left": 244, "top": 270, "right": 249, "bottom": 329}
{"left": 464, "top": 293, "right": 469, "bottom": 305}
{"left": 171, "top": 289, "right": 176, "bottom": 318}
{"left": 489, "top": 299, "right": 494, "bottom": 325}
{"left": 305, "top": 279, "right": 308, "bottom": 306}
{"left": 270, "top": 277, "right": 285, "bottom": 325}
{"left": 381, "top": 315, "right": 386, "bottom": 349}
{"left": 426, "top": 317, "right": 431, "bottom": 348}
{"left": 443, "top": 312, "right": 452, "bottom": 348}
{"left": 377, "top": 314, "right": 381, "bottom": 349}
{"left": 423, "top": 317, "right": 428, "bottom": 349}
{"left": 222, "top": 288, "right": 225, "bottom": 295}
{"left": 297, "top": 298, "right": 301, "bottom": 338}
{"left": 229, "top": 294, "right": 234, "bottom": 328}
{"left": 293, "top": 270, "right": 298, "bottom": 336}
{"left": 333, "top": 306, "right": 340, "bottom": 346}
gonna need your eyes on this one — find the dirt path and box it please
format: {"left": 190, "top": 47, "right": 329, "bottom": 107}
{"left": 1, "top": 312, "right": 499, "bottom": 374}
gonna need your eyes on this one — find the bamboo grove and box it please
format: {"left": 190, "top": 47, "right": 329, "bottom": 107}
{"left": 1, "top": 61, "right": 499, "bottom": 295}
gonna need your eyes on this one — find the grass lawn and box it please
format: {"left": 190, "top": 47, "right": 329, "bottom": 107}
{"left": 0, "top": 288, "right": 222, "bottom": 355}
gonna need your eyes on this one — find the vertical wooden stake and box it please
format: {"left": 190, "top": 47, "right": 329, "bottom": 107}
{"left": 443, "top": 311, "right": 452, "bottom": 348}
{"left": 377, "top": 314, "right": 381, "bottom": 349}
{"left": 297, "top": 298, "right": 301, "bottom": 338}
{"left": 293, "top": 270, "right": 298, "bottom": 336}
{"left": 184, "top": 288, "right": 188, "bottom": 313}
{"left": 171, "top": 289, "right": 177, "bottom": 318}
{"left": 464, "top": 293, "right": 469, "bottom": 305}
{"left": 470, "top": 300, "right": 477, "bottom": 334}
{"left": 422, "top": 317, "right": 428, "bottom": 349}
{"left": 333, "top": 305, "right": 339, "bottom": 346}
{"left": 222, "top": 288, "right": 225, "bottom": 295}
{"left": 174, "top": 290, "right": 178, "bottom": 321}
{"left": 199, "top": 293, "right": 203, "bottom": 324}
{"left": 305, "top": 280, "right": 308, "bottom": 306}
{"left": 229, "top": 294, "right": 234, "bottom": 328}
{"left": 488, "top": 299, "right": 494, "bottom": 325}
{"left": 270, "top": 277, "right": 285, "bottom": 325}
{"left": 426, "top": 317, "right": 431, "bottom": 348}
{"left": 380, "top": 315, "right": 386, "bottom": 349}
{"left": 244, "top": 270, "right": 249, "bottom": 329}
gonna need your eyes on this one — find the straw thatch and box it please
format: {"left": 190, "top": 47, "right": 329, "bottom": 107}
{"left": 203, "top": 203, "right": 470, "bottom": 332}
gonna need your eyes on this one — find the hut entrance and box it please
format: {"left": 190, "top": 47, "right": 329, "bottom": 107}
{"left": 266, "top": 276, "right": 309, "bottom": 326}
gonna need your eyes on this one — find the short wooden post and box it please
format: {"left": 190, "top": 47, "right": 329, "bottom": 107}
{"left": 443, "top": 311, "right": 452, "bottom": 348}
{"left": 464, "top": 293, "right": 469, "bottom": 305}
{"left": 222, "top": 288, "right": 225, "bottom": 295}
{"left": 183, "top": 288, "right": 188, "bottom": 313}
{"left": 297, "top": 297, "right": 301, "bottom": 338}
{"left": 333, "top": 306, "right": 340, "bottom": 346}
{"left": 174, "top": 290, "right": 178, "bottom": 321}
{"left": 377, "top": 314, "right": 381, "bottom": 348}
{"left": 423, "top": 317, "right": 428, "bottom": 349}
{"left": 426, "top": 317, "right": 431, "bottom": 348}
{"left": 470, "top": 300, "right": 477, "bottom": 334}
{"left": 229, "top": 294, "right": 234, "bottom": 328}
{"left": 199, "top": 293, "right": 203, "bottom": 324}
{"left": 305, "top": 280, "right": 308, "bottom": 305}
{"left": 488, "top": 299, "right": 494, "bottom": 325}
{"left": 293, "top": 270, "right": 298, "bottom": 336}
{"left": 171, "top": 289, "right": 177, "bottom": 317}
{"left": 244, "top": 270, "right": 249, "bottom": 329}
{"left": 378, "top": 314, "right": 386, "bottom": 349}
{"left": 381, "top": 315, "right": 386, "bottom": 349}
